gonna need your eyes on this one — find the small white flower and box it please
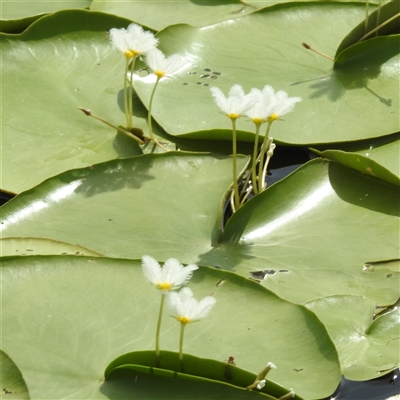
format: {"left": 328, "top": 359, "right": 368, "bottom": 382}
{"left": 167, "top": 287, "right": 216, "bottom": 324}
{"left": 256, "top": 380, "right": 266, "bottom": 390}
{"left": 245, "top": 85, "right": 276, "bottom": 124}
{"left": 246, "top": 85, "right": 301, "bottom": 123}
{"left": 141, "top": 255, "right": 198, "bottom": 292}
{"left": 210, "top": 84, "right": 258, "bottom": 120}
{"left": 269, "top": 89, "right": 302, "bottom": 121}
{"left": 146, "top": 48, "right": 187, "bottom": 78}
{"left": 109, "top": 23, "right": 158, "bottom": 58}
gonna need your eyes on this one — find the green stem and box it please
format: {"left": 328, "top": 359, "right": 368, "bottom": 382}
{"left": 155, "top": 293, "right": 166, "bottom": 367}
{"left": 257, "top": 121, "right": 273, "bottom": 193}
{"left": 127, "top": 56, "right": 137, "bottom": 130}
{"left": 231, "top": 118, "right": 240, "bottom": 211}
{"left": 261, "top": 139, "right": 275, "bottom": 190}
{"left": 77, "top": 108, "right": 144, "bottom": 144}
{"left": 123, "top": 58, "right": 130, "bottom": 129}
{"left": 251, "top": 123, "right": 261, "bottom": 196}
{"left": 147, "top": 76, "right": 161, "bottom": 141}
{"left": 179, "top": 322, "right": 186, "bottom": 373}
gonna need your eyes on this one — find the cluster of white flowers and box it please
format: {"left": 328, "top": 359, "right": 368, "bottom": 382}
{"left": 210, "top": 83, "right": 302, "bottom": 124}
{"left": 109, "top": 23, "right": 187, "bottom": 78}
{"left": 142, "top": 255, "right": 216, "bottom": 324}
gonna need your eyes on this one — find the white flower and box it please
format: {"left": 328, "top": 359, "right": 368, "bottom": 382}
{"left": 245, "top": 85, "right": 276, "bottom": 124}
{"left": 167, "top": 287, "right": 216, "bottom": 324}
{"left": 146, "top": 48, "right": 187, "bottom": 78}
{"left": 141, "top": 255, "right": 198, "bottom": 292}
{"left": 256, "top": 380, "right": 266, "bottom": 390}
{"left": 109, "top": 23, "right": 158, "bottom": 58}
{"left": 210, "top": 84, "right": 258, "bottom": 120}
{"left": 269, "top": 89, "right": 301, "bottom": 121}
{"left": 246, "top": 85, "right": 301, "bottom": 123}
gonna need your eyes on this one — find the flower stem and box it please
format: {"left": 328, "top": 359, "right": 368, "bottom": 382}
{"left": 257, "top": 121, "right": 273, "bottom": 193}
{"left": 261, "top": 139, "right": 275, "bottom": 190}
{"left": 123, "top": 58, "right": 130, "bottom": 129}
{"left": 127, "top": 56, "right": 137, "bottom": 130}
{"left": 231, "top": 118, "right": 240, "bottom": 211}
{"left": 155, "top": 293, "right": 166, "bottom": 367}
{"left": 147, "top": 77, "right": 161, "bottom": 141}
{"left": 179, "top": 322, "right": 186, "bottom": 373}
{"left": 251, "top": 123, "right": 261, "bottom": 196}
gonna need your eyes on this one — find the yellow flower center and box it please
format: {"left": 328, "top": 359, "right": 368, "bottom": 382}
{"left": 124, "top": 50, "right": 134, "bottom": 59}
{"left": 228, "top": 113, "right": 240, "bottom": 120}
{"left": 178, "top": 316, "right": 191, "bottom": 324}
{"left": 155, "top": 70, "right": 166, "bottom": 78}
{"left": 157, "top": 282, "right": 172, "bottom": 290}
{"left": 252, "top": 117, "right": 263, "bottom": 125}
{"left": 269, "top": 113, "right": 279, "bottom": 121}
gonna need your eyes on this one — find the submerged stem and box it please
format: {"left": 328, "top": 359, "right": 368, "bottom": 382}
{"left": 155, "top": 293, "right": 166, "bottom": 367}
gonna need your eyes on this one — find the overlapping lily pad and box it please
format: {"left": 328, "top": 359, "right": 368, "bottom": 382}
{"left": 0, "top": 0, "right": 91, "bottom": 33}
{"left": 0, "top": 350, "right": 30, "bottom": 400}
{"left": 1, "top": 256, "right": 340, "bottom": 399}
{"left": 1, "top": 153, "right": 398, "bottom": 312}
{"left": 132, "top": 2, "right": 398, "bottom": 145}
{"left": 306, "top": 295, "right": 400, "bottom": 380}
{"left": 2, "top": 6, "right": 398, "bottom": 193}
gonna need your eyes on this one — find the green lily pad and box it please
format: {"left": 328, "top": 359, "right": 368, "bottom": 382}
{"left": 312, "top": 147, "right": 400, "bottom": 187}
{"left": 1, "top": 155, "right": 398, "bottom": 310}
{"left": 305, "top": 295, "right": 400, "bottom": 380}
{"left": 105, "top": 350, "right": 301, "bottom": 399}
{"left": 1, "top": 255, "right": 340, "bottom": 399}
{"left": 0, "top": 237, "right": 103, "bottom": 257}
{"left": 312, "top": 132, "right": 400, "bottom": 186}
{"left": 336, "top": 0, "right": 400, "bottom": 56}
{"left": 0, "top": 350, "right": 30, "bottom": 400}
{"left": 89, "top": 0, "right": 262, "bottom": 32}
{"left": 0, "top": 0, "right": 91, "bottom": 33}
{"left": 131, "top": 3, "right": 399, "bottom": 145}
{"left": 104, "top": 366, "right": 277, "bottom": 400}
{"left": 1, "top": 10, "right": 150, "bottom": 193}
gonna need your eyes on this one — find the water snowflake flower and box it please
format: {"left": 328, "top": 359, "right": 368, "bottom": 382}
{"left": 141, "top": 255, "right": 198, "bottom": 292}
{"left": 146, "top": 48, "right": 187, "bottom": 78}
{"left": 268, "top": 89, "right": 302, "bottom": 122}
{"left": 246, "top": 85, "right": 301, "bottom": 124}
{"left": 210, "top": 84, "right": 258, "bottom": 120}
{"left": 109, "top": 23, "right": 158, "bottom": 59}
{"left": 245, "top": 85, "right": 276, "bottom": 124}
{"left": 167, "top": 287, "right": 216, "bottom": 324}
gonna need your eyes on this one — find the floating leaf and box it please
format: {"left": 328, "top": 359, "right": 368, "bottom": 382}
{"left": 335, "top": 0, "right": 400, "bottom": 56}
{"left": 105, "top": 350, "right": 301, "bottom": 399}
{"left": 306, "top": 295, "right": 400, "bottom": 380}
{"left": 0, "top": 0, "right": 91, "bottom": 33}
{"left": 1, "top": 255, "right": 340, "bottom": 399}
{"left": 0, "top": 350, "right": 30, "bottom": 400}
